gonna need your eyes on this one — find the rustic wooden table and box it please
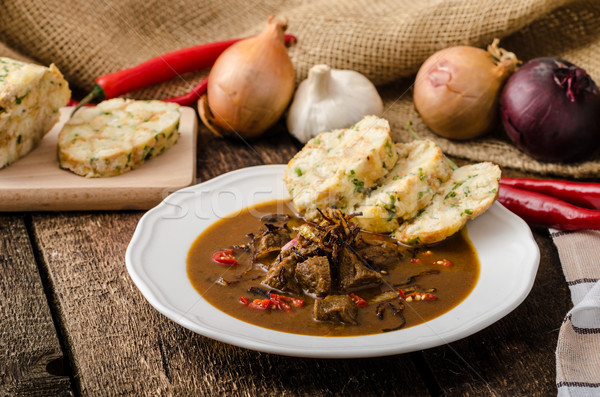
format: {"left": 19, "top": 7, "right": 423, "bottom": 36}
{"left": 0, "top": 121, "right": 571, "bottom": 396}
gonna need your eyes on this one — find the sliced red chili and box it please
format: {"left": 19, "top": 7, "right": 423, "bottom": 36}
{"left": 349, "top": 293, "right": 368, "bottom": 306}
{"left": 433, "top": 259, "right": 453, "bottom": 267}
{"left": 405, "top": 292, "right": 437, "bottom": 301}
{"left": 421, "top": 293, "right": 437, "bottom": 301}
{"left": 410, "top": 258, "right": 422, "bottom": 263}
{"left": 270, "top": 293, "right": 304, "bottom": 308}
{"left": 212, "top": 249, "right": 238, "bottom": 266}
{"left": 271, "top": 297, "right": 292, "bottom": 313}
{"left": 239, "top": 296, "right": 249, "bottom": 305}
{"left": 247, "top": 299, "right": 273, "bottom": 310}
{"left": 398, "top": 288, "right": 406, "bottom": 300}
{"left": 290, "top": 297, "right": 305, "bottom": 308}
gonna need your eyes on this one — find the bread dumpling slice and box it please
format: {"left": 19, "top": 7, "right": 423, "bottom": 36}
{"left": 284, "top": 116, "right": 397, "bottom": 220}
{"left": 354, "top": 140, "right": 453, "bottom": 233}
{"left": 394, "top": 162, "right": 500, "bottom": 245}
{"left": 58, "top": 98, "right": 180, "bottom": 177}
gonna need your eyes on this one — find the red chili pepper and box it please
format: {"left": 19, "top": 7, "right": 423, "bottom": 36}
{"left": 247, "top": 298, "right": 273, "bottom": 310}
{"left": 162, "top": 77, "right": 208, "bottom": 106}
{"left": 500, "top": 178, "right": 600, "bottom": 211}
{"left": 241, "top": 294, "right": 304, "bottom": 312}
{"left": 405, "top": 292, "right": 437, "bottom": 301}
{"left": 290, "top": 297, "right": 304, "bottom": 308}
{"left": 410, "top": 258, "right": 422, "bottom": 263}
{"left": 74, "top": 34, "right": 297, "bottom": 113}
{"left": 420, "top": 293, "right": 437, "bottom": 301}
{"left": 398, "top": 288, "right": 406, "bottom": 300}
{"left": 498, "top": 184, "right": 600, "bottom": 230}
{"left": 211, "top": 249, "right": 238, "bottom": 266}
{"left": 270, "top": 296, "right": 292, "bottom": 313}
{"left": 270, "top": 293, "right": 304, "bottom": 308}
{"left": 349, "top": 293, "right": 368, "bottom": 306}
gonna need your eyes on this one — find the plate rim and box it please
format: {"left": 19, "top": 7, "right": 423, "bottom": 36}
{"left": 126, "top": 164, "right": 540, "bottom": 358}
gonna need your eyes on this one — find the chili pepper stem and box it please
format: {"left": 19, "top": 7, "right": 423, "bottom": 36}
{"left": 71, "top": 84, "right": 105, "bottom": 117}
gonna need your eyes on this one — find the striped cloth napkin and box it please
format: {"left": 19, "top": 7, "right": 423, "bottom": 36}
{"left": 551, "top": 229, "right": 600, "bottom": 396}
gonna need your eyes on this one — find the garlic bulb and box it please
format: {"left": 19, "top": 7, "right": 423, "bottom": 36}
{"left": 286, "top": 64, "right": 384, "bottom": 143}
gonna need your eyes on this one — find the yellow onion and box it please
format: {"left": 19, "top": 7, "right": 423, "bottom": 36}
{"left": 413, "top": 39, "right": 520, "bottom": 140}
{"left": 198, "top": 16, "right": 295, "bottom": 139}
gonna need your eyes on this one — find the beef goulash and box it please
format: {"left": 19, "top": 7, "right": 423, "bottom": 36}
{"left": 0, "top": 57, "right": 70, "bottom": 168}
{"left": 188, "top": 201, "right": 479, "bottom": 336}
{"left": 58, "top": 98, "right": 180, "bottom": 177}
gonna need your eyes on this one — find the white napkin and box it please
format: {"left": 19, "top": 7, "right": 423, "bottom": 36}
{"left": 551, "top": 229, "right": 600, "bottom": 396}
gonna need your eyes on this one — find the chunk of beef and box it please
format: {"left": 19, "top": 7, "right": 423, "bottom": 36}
{"left": 357, "top": 245, "right": 400, "bottom": 270}
{"left": 295, "top": 256, "right": 331, "bottom": 297}
{"left": 292, "top": 238, "right": 321, "bottom": 258}
{"left": 313, "top": 295, "right": 358, "bottom": 325}
{"left": 262, "top": 255, "right": 301, "bottom": 294}
{"left": 338, "top": 246, "right": 382, "bottom": 291}
{"left": 253, "top": 226, "right": 290, "bottom": 259}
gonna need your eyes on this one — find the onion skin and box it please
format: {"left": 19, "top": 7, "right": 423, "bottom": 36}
{"left": 202, "top": 16, "right": 295, "bottom": 139}
{"left": 500, "top": 57, "right": 600, "bottom": 162}
{"left": 413, "top": 42, "right": 519, "bottom": 140}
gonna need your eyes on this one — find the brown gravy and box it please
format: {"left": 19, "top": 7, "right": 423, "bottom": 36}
{"left": 187, "top": 199, "right": 479, "bottom": 336}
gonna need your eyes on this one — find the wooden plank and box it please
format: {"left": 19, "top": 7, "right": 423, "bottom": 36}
{"left": 30, "top": 130, "right": 431, "bottom": 395}
{"left": 0, "top": 107, "right": 197, "bottom": 211}
{"left": 0, "top": 215, "right": 73, "bottom": 396}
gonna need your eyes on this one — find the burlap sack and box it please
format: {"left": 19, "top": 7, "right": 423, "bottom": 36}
{"left": 1, "top": 0, "right": 599, "bottom": 177}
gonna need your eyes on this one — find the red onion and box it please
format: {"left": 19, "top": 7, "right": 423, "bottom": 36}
{"left": 500, "top": 57, "right": 600, "bottom": 162}
{"left": 281, "top": 237, "right": 298, "bottom": 252}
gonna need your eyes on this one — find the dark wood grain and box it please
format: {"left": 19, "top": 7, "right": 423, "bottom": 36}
{"left": 30, "top": 211, "right": 431, "bottom": 395}
{"left": 196, "top": 120, "right": 300, "bottom": 181}
{"left": 0, "top": 215, "right": 73, "bottom": 396}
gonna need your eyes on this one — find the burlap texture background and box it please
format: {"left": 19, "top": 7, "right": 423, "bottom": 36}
{"left": 1, "top": 0, "right": 599, "bottom": 177}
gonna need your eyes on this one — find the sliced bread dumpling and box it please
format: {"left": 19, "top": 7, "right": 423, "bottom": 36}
{"left": 354, "top": 140, "right": 453, "bottom": 233}
{"left": 394, "top": 162, "right": 501, "bottom": 245}
{"left": 0, "top": 57, "right": 70, "bottom": 168}
{"left": 58, "top": 98, "right": 180, "bottom": 177}
{"left": 284, "top": 116, "right": 397, "bottom": 220}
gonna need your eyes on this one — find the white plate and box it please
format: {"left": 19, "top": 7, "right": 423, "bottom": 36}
{"left": 126, "top": 164, "right": 540, "bottom": 358}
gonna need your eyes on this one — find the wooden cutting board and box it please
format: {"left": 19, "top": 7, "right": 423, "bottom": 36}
{"left": 0, "top": 106, "right": 197, "bottom": 211}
